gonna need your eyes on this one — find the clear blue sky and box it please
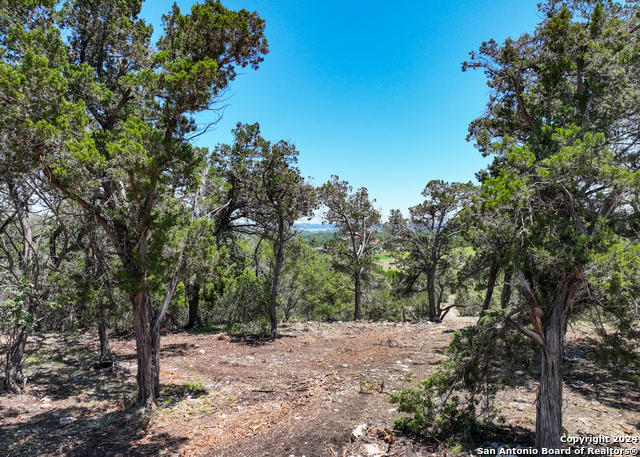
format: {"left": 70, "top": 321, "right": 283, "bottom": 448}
{"left": 142, "top": 0, "right": 542, "bottom": 219}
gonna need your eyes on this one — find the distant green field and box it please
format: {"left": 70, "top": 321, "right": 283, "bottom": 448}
{"left": 376, "top": 256, "right": 397, "bottom": 271}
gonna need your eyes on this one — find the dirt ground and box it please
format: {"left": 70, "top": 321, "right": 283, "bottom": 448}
{"left": 1, "top": 311, "right": 639, "bottom": 457}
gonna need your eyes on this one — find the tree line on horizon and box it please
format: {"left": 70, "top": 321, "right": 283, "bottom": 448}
{"left": 1, "top": 0, "right": 639, "bottom": 452}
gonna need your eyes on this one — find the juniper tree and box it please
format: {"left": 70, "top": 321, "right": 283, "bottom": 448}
{"left": 393, "top": 1, "right": 640, "bottom": 450}
{"left": 24, "top": 0, "right": 268, "bottom": 406}
{"left": 387, "top": 180, "right": 474, "bottom": 321}
{"left": 319, "top": 177, "right": 381, "bottom": 320}
{"left": 214, "top": 123, "right": 316, "bottom": 334}
{"left": 0, "top": 0, "right": 90, "bottom": 389}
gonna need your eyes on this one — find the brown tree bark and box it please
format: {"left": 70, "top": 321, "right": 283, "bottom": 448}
{"left": 97, "top": 303, "right": 113, "bottom": 363}
{"left": 269, "top": 224, "right": 285, "bottom": 335}
{"left": 500, "top": 269, "right": 512, "bottom": 309}
{"left": 534, "top": 272, "right": 582, "bottom": 451}
{"left": 354, "top": 268, "right": 362, "bottom": 320}
{"left": 479, "top": 256, "right": 500, "bottom": 319}
{"left": 131, "top": 292, "right": 156, "bottom": 407}
{"left": 3, "top": 330, "right": 28, "bottom": 390}
{"left": 185, "top": 281, "right": 202, "bottom": 329}
{"left": 2, "top": 178, "right": 35, "bottom": 390}
{"left": 89, "top": 230, "right": 114, "bottom": 365}
{"left": 508, "top": 268, "right": 584, "bottom": 451}
{"left": 426, "top": 270, "right": 437, "bottom": 321}
{"left": 535, "top": 295, "right": 566, "bottom": 450}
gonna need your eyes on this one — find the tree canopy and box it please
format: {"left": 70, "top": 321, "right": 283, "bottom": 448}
{"left": 394, "top": 0, "right": 640, "bottom": 450}
{"left": 1, "top": 1, "right": 639, "bottom": 453}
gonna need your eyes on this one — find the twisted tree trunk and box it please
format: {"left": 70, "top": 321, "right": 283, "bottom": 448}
{"left": 535, "top": 272, "right": 582, "bottom": 450}
{"left": 3, "top": 330, "right": 28, "bottom": 390}
{"left": 131, "top": 292, "right": 156, "bottom": 407}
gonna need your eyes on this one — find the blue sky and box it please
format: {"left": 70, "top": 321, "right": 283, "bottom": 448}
{"left": 142, "top": 0, "right": 542, "bottom": 219}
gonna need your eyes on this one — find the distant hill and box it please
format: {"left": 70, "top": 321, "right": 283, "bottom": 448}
{"left": 294, "top": 223, "right": 338, "bottom": 233}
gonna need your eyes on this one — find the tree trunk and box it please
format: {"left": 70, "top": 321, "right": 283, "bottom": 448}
{"left": 253, "top": 236, "right": 263, "bottom": 278}
{"left": 501, "top": 269, "right": 512, "bottom": 309}
{"left": 151, "top": 317, "right": 161, "bottom": 399}
{"left": 185, "top": 281, "right": 202, "bottom": 329}
{"left": 269, "top": 227, "right": 285, "bottom": 335}
{"left": 535, "top": 275, "right": 576, "bottom": 450}
{"left": 131, "top": 291, "right": 156, "bottom": 407}
{"left": 480, "top": 256, "right": 500, "bottom": 320}
{"left": 97, "top": 302, "right": 113, "bottom": 363}
{"left": 3, "top": 329, "right": 28, "bottom": 391}
{"left": 354, "top": 268, "right": 362, "bottom": 320}
{"left": 536, "top": 312, "right": 563, "bottom": 450}
{"left": 426, "top": 270, "right": 437, "bottom": 321}
{"left": 3, "top": 178, "right": 34, "bottom": 391}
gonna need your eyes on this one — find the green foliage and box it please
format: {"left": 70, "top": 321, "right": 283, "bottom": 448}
{"left": 319, "top": 177, "right": 381, "bottom": 320}
{"left": 391, "top": 319, "right": 535, "bottom": 446}
{"left": 0, "top": 285, "right": 37, "bottom": 381}
{"left": 427, "top": 1, "right": 640, "bottom": 449}
{"left": 387, "top": 181, "right": 475, "bottom": 321}
{"left": 0, "top": 285, "right": 36, "bottom": 342}
{"left": 203, "top": 267, "right": 269, "bottom": 326}
{"left": 391, "top": 326, "right": 500, "bottom": 446}
{"left": 453, "top": 278, "right": 485, "bottom": 316}
{"left": 277, "top": 238, "right": 353, "bottom": 322}
{"left": 362, "top": 268, "right": 405, "bottom": 321}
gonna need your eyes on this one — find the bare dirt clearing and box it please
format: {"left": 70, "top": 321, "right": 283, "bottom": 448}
{"left": 1, "top": 312, "right": 638, "bottom": 456}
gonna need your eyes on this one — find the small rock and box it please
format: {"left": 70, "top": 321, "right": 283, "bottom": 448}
{"left": 351, "top": 423, "right": 368, "bottom": 441}
{"left": 363, "top": 443, "right": 384, "bottom": 456}
{"left": 199, "top": 349, "right": 205, "bottom": 354}
{"left": 60, "top": 417, "right": 75, "bottom": 425}
{"left": 40, "top": 403, "right": 52, "bottom": 410}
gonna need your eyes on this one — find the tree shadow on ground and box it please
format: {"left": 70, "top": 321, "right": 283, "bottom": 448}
{"left": 20, "top": 332, "right": 136, "bottom": 404}
{"left": 381, "top": 424, "right": 536, "bottom": 457}
{"left": 226, "top": 332, "right": 297, "bottom": 347}
{"left": 0, "top": 333, "right": 206, "bottom": 456}
{"left": 159, "top": 326, "right": 299, "bottom": 347}
{"left": 24, "top": 361, "right": 135, "bottom": 402}
{"left": 564, "top": 374, "right": 640, "bottom": 413}
{"left": 0, "top": 402, "right": 187, "bottom": 456}
{"left": 0, "top": 382, "right": 211, "bottom": 456}
{"left": 159, "top": 342, "right": 193, "bottom": 357}
{"left": 158, "top": 382, "right": 209, "bottom": 409}
{"left": 562, "top": 341, "right": 640, "bottom": 414}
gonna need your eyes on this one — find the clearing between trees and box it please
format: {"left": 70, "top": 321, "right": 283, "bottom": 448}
{"left": 1, "top": 312, "right": 638, "bottom": 457}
